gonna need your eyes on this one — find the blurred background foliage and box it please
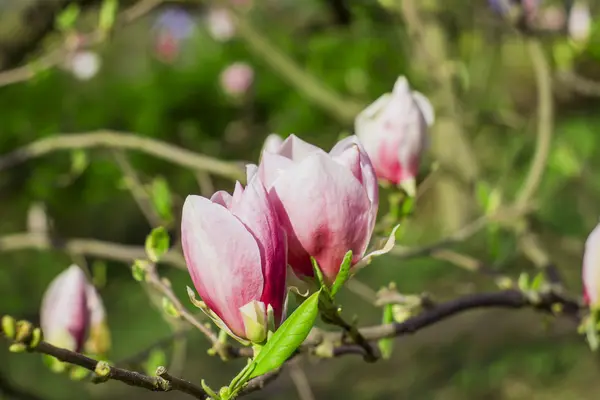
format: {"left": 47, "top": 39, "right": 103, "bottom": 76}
{"left": 1, "top": 0, "right": 600, "bottom": 399}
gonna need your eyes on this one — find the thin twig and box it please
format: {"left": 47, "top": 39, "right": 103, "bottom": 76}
{"left": 557, "top": 70, "right": 600, "bottom": 98}
{"left": 217, "top": 0, "right": 362, "bottom": 124}
{"left": 0, "top": 131, "right": 245, "bottom": 181}
{"left": 0, "top": 232, "right": 186, "bottom": 268}
{"left": 0, "top": 0, "right": 167, "bottom": 88}
{"left": 515, "top": 38, "right": 554, "bottom": 208}
{"left": 113, "top": 150, "right": 163, "bottom": 227}
{"left": 288, "top": 359, "right": 316, "bottom": 400}
{"left": 144, "top": 264, "right": 220, "bottom": 346}
{"left": 389, "top": 205, "right": 530, "bottom": 260}
{"left": 0, "top": 328, "right": 206, "bottom": 399}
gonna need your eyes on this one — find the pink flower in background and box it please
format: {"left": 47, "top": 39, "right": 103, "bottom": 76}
{"left": 40, "top": 265, "right": 108, "bottom": 353}
{"left": 206, "top": 8, "right": 236, "bottom": 42}
{"left": 153, "top": 7, "right": 196, "bottom": 63}
{"left": 220, "top": 62, "right": 254, "bottom": 97}
{"left": 568, "top": 1, "right": 592, "bottom": 43}
{"left": 181, "top": 174, "right": 287, "bottom": 343}
{"left": 583, "top": 223, "right": 600, "bottom": 307}
{"left": 247, "top": 135, "right": 379, "bottom": 285}
{"left": 355, "top": 76, "right": 434, "bottom": 192}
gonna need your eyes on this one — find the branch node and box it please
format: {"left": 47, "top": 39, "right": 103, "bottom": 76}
{"left": 94, "top": 361, "right": 111, "bottom": 380}
{"left": 1, "top": 315, "right": 16, "bottom": 339}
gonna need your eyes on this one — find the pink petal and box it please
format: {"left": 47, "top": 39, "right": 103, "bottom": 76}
{"left": 262, "top": 133, "right": 284, "bottom": 154}
{"left": 270, "top": 153, "right": 372, "bottom": 284}
{"left": 40, "top": 265, "right": 89, "bottom": 351}
{"left": 85, "top": 284, "right": 106, "bottom": 325}
{"left": 229, "top": 176, "right": 287, "bottom": 323}
{"left": 583, "top": 223, "right": 600, "bottom": 306}
{"left": 258, "top": 152, "right": 295, "bottom": 189}
{"left": 181, "top": 195, "right": 263, "bottom": 337}
{"left": 210, "top": 190, "right": 233, "bottom": 208}
{"left": 277, "top": 134, "right": 324, "bottom": 162}
{"left": 330, "top": 136, "right": 379, "bottom": 233}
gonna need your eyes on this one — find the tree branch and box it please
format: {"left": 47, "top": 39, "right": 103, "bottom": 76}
{"left": 0, "top": 131, "right": 245, "bottom": 181}
{"left": 0, "top": 325, "right": 207, "bottom": 399}
{"left": 216, "top": 0, "right": 362, "bottom": 124}
{"left": 515, "top": 38, "right": 554, "bottom": 209}
{"left": 0, "top": 0, "right": 167, "bottom": 87}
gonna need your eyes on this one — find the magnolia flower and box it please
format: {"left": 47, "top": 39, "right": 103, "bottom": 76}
{"left": 355, "top": 76, "right": 434, "bottom": 194}
{"left": 247, "top": 134, "right": 385, "bottom": 285}
{"left": 220, "top": 62, "right": 254, "bottom": 97}
{"left": 181, "top": 174, "right": 287, "bottom": 344}
{"left": 206, "top": 8, "right": 235, "bottom": 42}
{"left": 568, "top": 1, "right": 592, "bottom": 43}
{"left": 583, "top": 223, "right": 600, "bottom": 307}
{"left": 40, "top": 265, "right": 109, "bottom": 354}
{"left": 262, "top": 133, "right": 284, "bottom": 155}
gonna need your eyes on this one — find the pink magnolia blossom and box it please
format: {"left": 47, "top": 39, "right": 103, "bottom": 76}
{"left": 583, "top": 223, "right": 600, "bottom": 307}
{"left": 181, "top": 174, "right": 287, "bottom": 343}
{"left": 220, "top": 62, "right": 254, "bottom": 97}
{"left": 247, "top": 134, "right": 379, "bottom": 285}
{"left": 355, "top": 76, "right": 434, "bottom": 190}
{"left": 568, "top": 1, "right": 592, "bottom": 43}
{"left": 40, "top": 265, "right": 107, "bottom": 353}
{"left": 261, "top": 133, "right": 284, "bottom": 155}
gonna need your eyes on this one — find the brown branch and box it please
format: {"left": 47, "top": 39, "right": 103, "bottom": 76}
{"left": 304, "top": 289, "right": 583, "bottom": 351}
{"left": 0, "top": 232, "right": 186, "bottom": 268}
{"left": 0, "top": 326, "right": 206, "bottom": 399}
{"left": 0, "top": 130, "right": 245, "bottom": 181}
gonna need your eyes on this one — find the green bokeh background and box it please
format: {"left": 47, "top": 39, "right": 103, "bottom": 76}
{"left": 2, "top": 0, "right": 600, "bottom": 399}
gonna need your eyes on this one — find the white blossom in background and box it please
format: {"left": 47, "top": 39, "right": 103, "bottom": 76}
{"left": 568, "top": 1, "right": 592, "bottom": 43}
{"left": 66, "top": 51, "right": 101, "bottom": 81}
{"left": 206, "top": 8, "right": 236, "bottom": 42}
{"left": 220, "top": 62, "right": 254, "bottom": 97}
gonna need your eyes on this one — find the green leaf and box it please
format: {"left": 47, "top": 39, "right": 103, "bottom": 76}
{"left": 70, "top": 150, "right": 89, "bottom": 175}
{"left": 248, "top": 290, "right": 321, "bottom": 379}
{"left": 151, "top": 176, "right": 173, "bottom": 223}
{"left": 162, "top": 297, "right": 180, "bottom": 318}
{"left": 69, "top": 365, "right": 90, "bottom": 381}
{"left": 42, "top": 354, "right": 66, "bottom": 373}
{"left": 310, "top": 257, "right": 330, "bottom": 297}
{"left": 530, "top": 273, "right": 545, "bottom": 291}
{"left": 330, "top": 251, "right": 352, "bottom": 298}
{"left": 475, "top": 181, "right": 492, "bottom": 212}
{"left": 144, "top": 348, "right": 167, "bottom": 376}
{"left": 92, "top": 260, "right": 107, "bottom": 288}
{"left": 99, "top": 0, "right": 118, "bottom": 32}
{"left": 586, "top": 314, "right": 599, "bottom": 352}
{"left": 378, "top": 304, "right": 394, "bottom": 360}
{"left": 400, "top": 196, "right": 415, "bottom": 217}
{"left": 517, "top": 273, "right": 530, "bottom": 292}
{"left": 56, "top": 3, "right": 80, "bottom": 31}
{"left": 131, "top": 259, "right": 149, "bottom": 282}
{"left": 145, "top": 227, "right": 170, "bottom": 263}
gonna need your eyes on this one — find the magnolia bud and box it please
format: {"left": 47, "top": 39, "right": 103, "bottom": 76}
{"left": 182, "top": 174, "right": 287, "bottom": 343}
{"left": 583, "top": 223, "right": 600, "bottom": 307}
{"left": 355, "top": 76, "right": 434, "bottom": 188}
